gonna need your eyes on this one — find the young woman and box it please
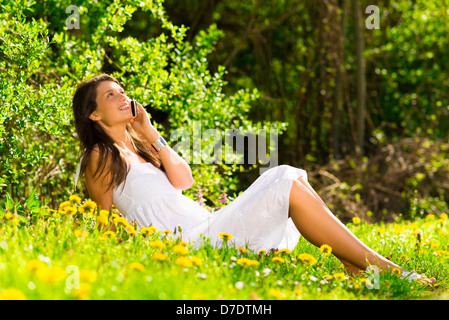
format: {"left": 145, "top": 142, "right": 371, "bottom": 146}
{"left": 72, "top": 74, "right": 435, "bottom": 284}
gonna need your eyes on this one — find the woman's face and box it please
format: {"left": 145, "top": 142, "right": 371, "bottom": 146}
{"left": 89, "top": 80, "right": 132, "bottom": 127}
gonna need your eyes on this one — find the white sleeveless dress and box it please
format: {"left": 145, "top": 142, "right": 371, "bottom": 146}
{"left": 76, "top": 162, "right": 307, "bottom": 251}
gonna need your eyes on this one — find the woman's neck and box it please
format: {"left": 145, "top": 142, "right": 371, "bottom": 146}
{"left": 100, "top": 123, "right": 130, "bottom": 149}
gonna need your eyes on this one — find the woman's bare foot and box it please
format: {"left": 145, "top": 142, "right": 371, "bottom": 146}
{"left": 340, "top": 260, "right": 437, "bottom": 286}
{"left": 401, "top": 270, "right": 436, "bottom": 286}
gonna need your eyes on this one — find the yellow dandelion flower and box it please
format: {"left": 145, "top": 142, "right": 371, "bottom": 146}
{"left": 297, "top": 253, "right": 318, "bottom": 266}
{"left": 179, "top": 241, "right": 189, "bottom": 247}
{"left": 435, "top": 250, "right": 449, "bottom": 256}
{"left": 98, "top": 210, "right": 109, "bottom": 225}
{"left": 64, "top": 206, "right": 78, "bottom": 216}
{"left": 352, "top": 217, "right": 361, "bottom": 224}
{"left": 319, "top": 244, "right": 332, "bottom": 256}
{"left": 393, "top": 224, "right": 402, "bottom": 234}
{"left": 4, "top": 212, "right": 18, "bottom": 221}
{"left": 36, "top": 266, "right": 66, "bottom": 282}
{"left": 27, "top": 259, "right": 46, "bottom": 273}
{"left": 257, "top": 249, "right": 267, "bottom": 255}
{"left": 58, "top": 200, "right": 71, "bottom": 213}
{"left": 98, "top": 209, "right": 109, "bottom": 216}
{"left": 218, "top": 232, "right": 233, "bottom": 241}
{"left": 62, "top": 205, "right": 77, "bottom": 216}
{"left": 150, "top": 239, "right": 166, "bottom": 250}
{"left": 111, "top": 213, "right": 120, "bottom": 220}
{"left": 175, "top": 256, "right": 192, "bottom": 268}
{"left": 78, "top": 200, "right": 97, "bottom": 215}
{"left": 431, "top": 242, "right": 439, "bottom": 249}
{"left": 161, "top": 229, "right": 172, "bottom": 235}
{"left": 269, "top": 288, "right": 285, "bottom": 299}
{"left": 69, "top": 194, "right": 82, "bottom": 204}
{"left": 440, "top": 213, "right": 448, "bottom": 220}
{"left": 100, "top": 231, "right": 116, "bottom": 240}
{"left": 410, "top": 222, "right": 419, "bottom": 230}
{"left": 352, "top": 282, "right": 360, "bottom": 290}
{"left": 141, "top": 226, "right": 158, "bottom": 236}
{"left": 72, "top": 283, "right": 91, "bottom": 300}
{"left": 322, "top": 274, "right": 333, "bottom": 280}
{"left": 172, "top": 244, "right": 189, "bottom": 255}
{"left": 291, "top": 289, "right": 302, "bottom": 297}
{"left": 0, "top": 288, "right": 26, "bottom": 300}
{"left": 99, "top": 216, "right": 109, "bottom": 226}
{"left": 113, "top": 216, "right": 129, "bottom": 227}
{"left": 392, "top": 268, "right": 402, "bottom": 276}
{"left": 271, "top": 256, "right": 285, "bottom": 263}
{"left": 275, "top": 248, "right": 292, "bottom": 255}
{"left": 128, "top": 262, "right": 145, "bottom": 271}
{"left": 237, "top": 258, "right": 259, "bottom": 267}
{"left": 247, "top": 259, "right": 260, "bottom": 267}
{"left": 152, "top": 252, "right": 168, "bottom": 261}
{"left": 333, "top": 272, "right": 346, "bottom": 280}
{"left": 190, "top": 256, "right": 203, "bottom": 266}
{"left": 400, "top": 254, "right": 408, "bottom": 260}
{"left": 125, "top": 223, "right": 135, "bottom": 233}
{"left": 79, "top": 270, "right": 97, "bottom": 283}
{"left": 376, "top": 228, "right": 385, "bottom": 235}
{"left": 237, "top": 247, "right": 249, "bottom": 254}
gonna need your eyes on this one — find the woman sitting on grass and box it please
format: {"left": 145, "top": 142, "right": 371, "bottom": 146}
{"left": 72, "top": 74, "right": 435, "bottom": 285}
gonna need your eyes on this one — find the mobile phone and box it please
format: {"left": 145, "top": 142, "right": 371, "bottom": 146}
{"left": 131, "top": 99, "right": 138, "bottom": 117}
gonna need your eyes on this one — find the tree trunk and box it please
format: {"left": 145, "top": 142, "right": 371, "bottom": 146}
{"left": 333, "top": 0, "right": 349, "bottom": 160}
{"left": 351, "top": 0, "right": 366, "bottom": 156}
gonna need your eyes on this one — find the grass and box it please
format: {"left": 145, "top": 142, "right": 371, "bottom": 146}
{"left": 0, "top": 195, "right": 448, "bottom": 300}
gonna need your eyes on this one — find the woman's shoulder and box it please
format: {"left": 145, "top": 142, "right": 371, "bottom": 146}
{"left": 86, "top": 144, "right": 114, "bottom": 177}
{"left": 87, "top": 144, "right": 101, "bottom": 166}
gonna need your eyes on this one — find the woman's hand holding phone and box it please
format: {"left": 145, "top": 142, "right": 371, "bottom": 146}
{"left": 129, "top": 100, "right": 161, "bottom": 143}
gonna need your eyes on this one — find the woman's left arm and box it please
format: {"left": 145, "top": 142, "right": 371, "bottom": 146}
{"left": 130, "top": 101, "right": 194, "bottom": 190}
{"left": 154, "top": 142, "right": 194, "bottom": 190}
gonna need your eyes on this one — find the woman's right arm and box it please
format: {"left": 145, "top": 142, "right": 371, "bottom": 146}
{"left": 85, "top": 146, "right": 113, "bottom": 227}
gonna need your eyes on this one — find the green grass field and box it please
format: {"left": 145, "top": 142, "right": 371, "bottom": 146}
{"left": 0, "top": 195, "right": 448, "bottom": 300}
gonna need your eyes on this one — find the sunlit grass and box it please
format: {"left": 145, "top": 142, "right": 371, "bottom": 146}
{"left": 0, "top": 196, "right": 448, "bottom": 300}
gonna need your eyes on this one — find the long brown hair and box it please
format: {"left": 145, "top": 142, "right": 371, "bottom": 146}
{"left": 72, "top": 74, "right": 164, "bottom": 193}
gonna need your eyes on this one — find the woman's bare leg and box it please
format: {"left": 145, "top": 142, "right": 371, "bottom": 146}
{"left": 288, "top": 177, "right": 401, "bottom": 272}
